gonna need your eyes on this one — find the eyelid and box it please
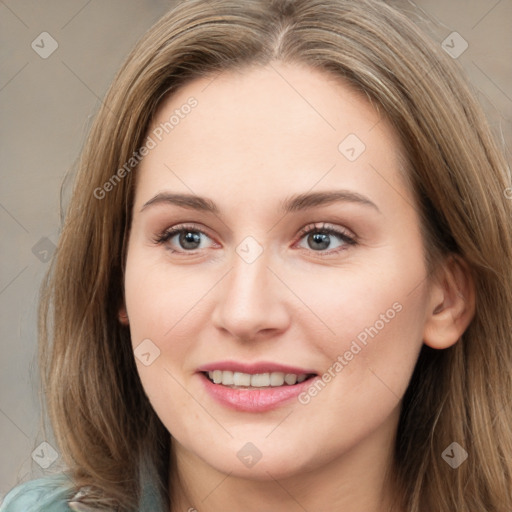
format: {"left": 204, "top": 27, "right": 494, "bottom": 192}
{"left": 296, "top": 222, "right": 356, "bottom": 243}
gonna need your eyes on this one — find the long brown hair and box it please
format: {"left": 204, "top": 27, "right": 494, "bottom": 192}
{"left": 39, "top": 0, "right": 512, "bottom": 510}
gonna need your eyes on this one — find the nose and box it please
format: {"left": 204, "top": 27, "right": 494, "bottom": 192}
{"left": 211, "top": 248, "right": 290, "bottom": 342}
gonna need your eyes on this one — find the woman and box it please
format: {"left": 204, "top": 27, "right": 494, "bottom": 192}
{"left": 2, "top": 0, "right": 511, "bottom": 510}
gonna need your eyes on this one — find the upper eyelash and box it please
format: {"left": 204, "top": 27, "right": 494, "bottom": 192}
{"left": 153, "top": 222, "right": 357, "bottom": 253}
{"left": 153, "top": 224, "right": 202, "bottom": 245}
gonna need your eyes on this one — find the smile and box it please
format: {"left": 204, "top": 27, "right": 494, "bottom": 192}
{"left": 204, "top": 370, "right": 314, "bottom": 388}
{"left": 197, "top": 362, "right": 319, "bottom": 412}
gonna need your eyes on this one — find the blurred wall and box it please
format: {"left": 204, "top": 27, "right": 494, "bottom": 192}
{"left": 1, "top": 0, "right": 510, "bottom": 500}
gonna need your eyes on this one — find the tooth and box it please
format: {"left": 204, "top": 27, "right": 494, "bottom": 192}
{"left": 284, "top": 373, "right": 297, "bottom": 385}
{"left": 251, "top": 373, "right": 270, "bottom": 387}
{"left": 233, "top": 372, "right": 251, "bottom": 386}
{"left": 270, "top": 372, "right": 285, "bottom": 386}
{"left": 208, "top": 370, "right": 305, "bottom": 387}
{"left": 221, "top": 370, "right": 234, "bottom": 385}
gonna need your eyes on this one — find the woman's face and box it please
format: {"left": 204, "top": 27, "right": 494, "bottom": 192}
{"left": 123, "top": 62, "right": 432, "bottom": 480}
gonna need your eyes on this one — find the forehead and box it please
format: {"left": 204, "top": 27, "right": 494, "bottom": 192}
{"left": 134, "top": 61, "right": 408, "bottom": 213}
{"left": 152, "top": 61, "right": 385, "bottom": 148}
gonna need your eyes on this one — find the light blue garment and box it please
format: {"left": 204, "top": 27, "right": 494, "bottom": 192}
{"left": 0, "top": 472, "right": 162, "bottom": 511}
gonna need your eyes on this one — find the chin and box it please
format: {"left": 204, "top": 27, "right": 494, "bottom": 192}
{"left": 198, "top": 436, "right": 316, "bottom": 480}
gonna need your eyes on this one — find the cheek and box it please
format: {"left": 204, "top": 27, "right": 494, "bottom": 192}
{"left": 123, "top": 246, "right": 216, "bottom": 402}
{"left": 298, "top": 256, "right": 426, "bottom": 334}
{"left": 294, "top": 253, "right": 429, "bottom": 421}
{"left": 123, "top": 255, "right": 201, "bottom": 421}
{"left": 288, "top": 282, "right": 427, "bottom": 465}
{"left": 124, "top": 244, "right": 206, "bottom": 341}
{"left": 295, "top": 228, "right": 427, "bottom": 368}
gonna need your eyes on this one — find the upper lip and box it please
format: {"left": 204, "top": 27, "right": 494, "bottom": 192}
{"left": 196, "top": 361, "right": 317, "bottom": 375}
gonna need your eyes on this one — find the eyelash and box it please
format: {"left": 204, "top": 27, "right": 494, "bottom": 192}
{"left": 153, "top": 222, "right": 357, "bottom": 256}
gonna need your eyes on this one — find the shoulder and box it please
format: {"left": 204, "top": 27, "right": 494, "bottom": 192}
{"left": 1, "top": 471, "right": 163, "bottom": 512}
{"left": 0, "top": 473, "right": 77, "bottom": 512}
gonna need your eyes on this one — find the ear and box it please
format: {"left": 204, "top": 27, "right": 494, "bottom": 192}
{"left": 118, "top": 305, "right": 129, "bottom": 326}
{"left": 423, "top": 254, "right": 475, "bottom": 349}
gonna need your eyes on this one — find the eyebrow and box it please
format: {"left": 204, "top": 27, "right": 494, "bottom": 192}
{"left": 281, "top": 190, "right": 380, "bottom": 213}
{"left": 140, "top": 190, "right": 381, "bottom": 214}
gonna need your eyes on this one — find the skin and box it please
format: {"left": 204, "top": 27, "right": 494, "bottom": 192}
{"left": 120, "top": 61, "right": 475, "bottom": 511}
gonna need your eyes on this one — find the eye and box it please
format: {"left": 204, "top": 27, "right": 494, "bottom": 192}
{"left": 296, "top": 222, "right": 357, "bottom": 255}
{"left": 153, "top": 224, "right": 216, "bottom": 253}
{"left": 153, "top": 222, "right": 357, "bottom": 256}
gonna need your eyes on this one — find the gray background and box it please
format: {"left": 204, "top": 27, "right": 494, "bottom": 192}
{"left": 1, "top": 0, "right": 511, "bottom": 501}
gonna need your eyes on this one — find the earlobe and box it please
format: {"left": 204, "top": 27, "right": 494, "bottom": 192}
{"left": 118, "top": 306, "right": 129, "bottom": 326}
{"left": 423, "top": 254, "right": 475, "bottom": 350}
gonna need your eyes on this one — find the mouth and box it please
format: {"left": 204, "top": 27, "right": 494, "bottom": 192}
{"left": 196, "top": 362, "right": 319, "bottom": 412}
{"left": 202, "top": 370, "right": 317, "bottom": 389}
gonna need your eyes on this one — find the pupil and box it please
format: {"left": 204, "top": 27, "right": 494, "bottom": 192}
{"left": 310, "top": 232, "right": 330, "bottom": 250}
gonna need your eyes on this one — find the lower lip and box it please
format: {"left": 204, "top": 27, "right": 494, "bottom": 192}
{"left": 198, "top": 372, "right": 317, "bottom": 412}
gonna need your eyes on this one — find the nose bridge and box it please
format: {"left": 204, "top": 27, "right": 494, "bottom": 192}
{"left": 212, "top": 242, "right": 289, "bottom": 338}
{"left": 231, "top": 247, "right": 269, "bottom": 304}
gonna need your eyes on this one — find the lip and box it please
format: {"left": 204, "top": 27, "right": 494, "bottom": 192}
{"left": 196, "top": 360, "right": 317, "bottom": 375}
{"left": 196, "top": 361, "right": 318, "bottom": 413}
